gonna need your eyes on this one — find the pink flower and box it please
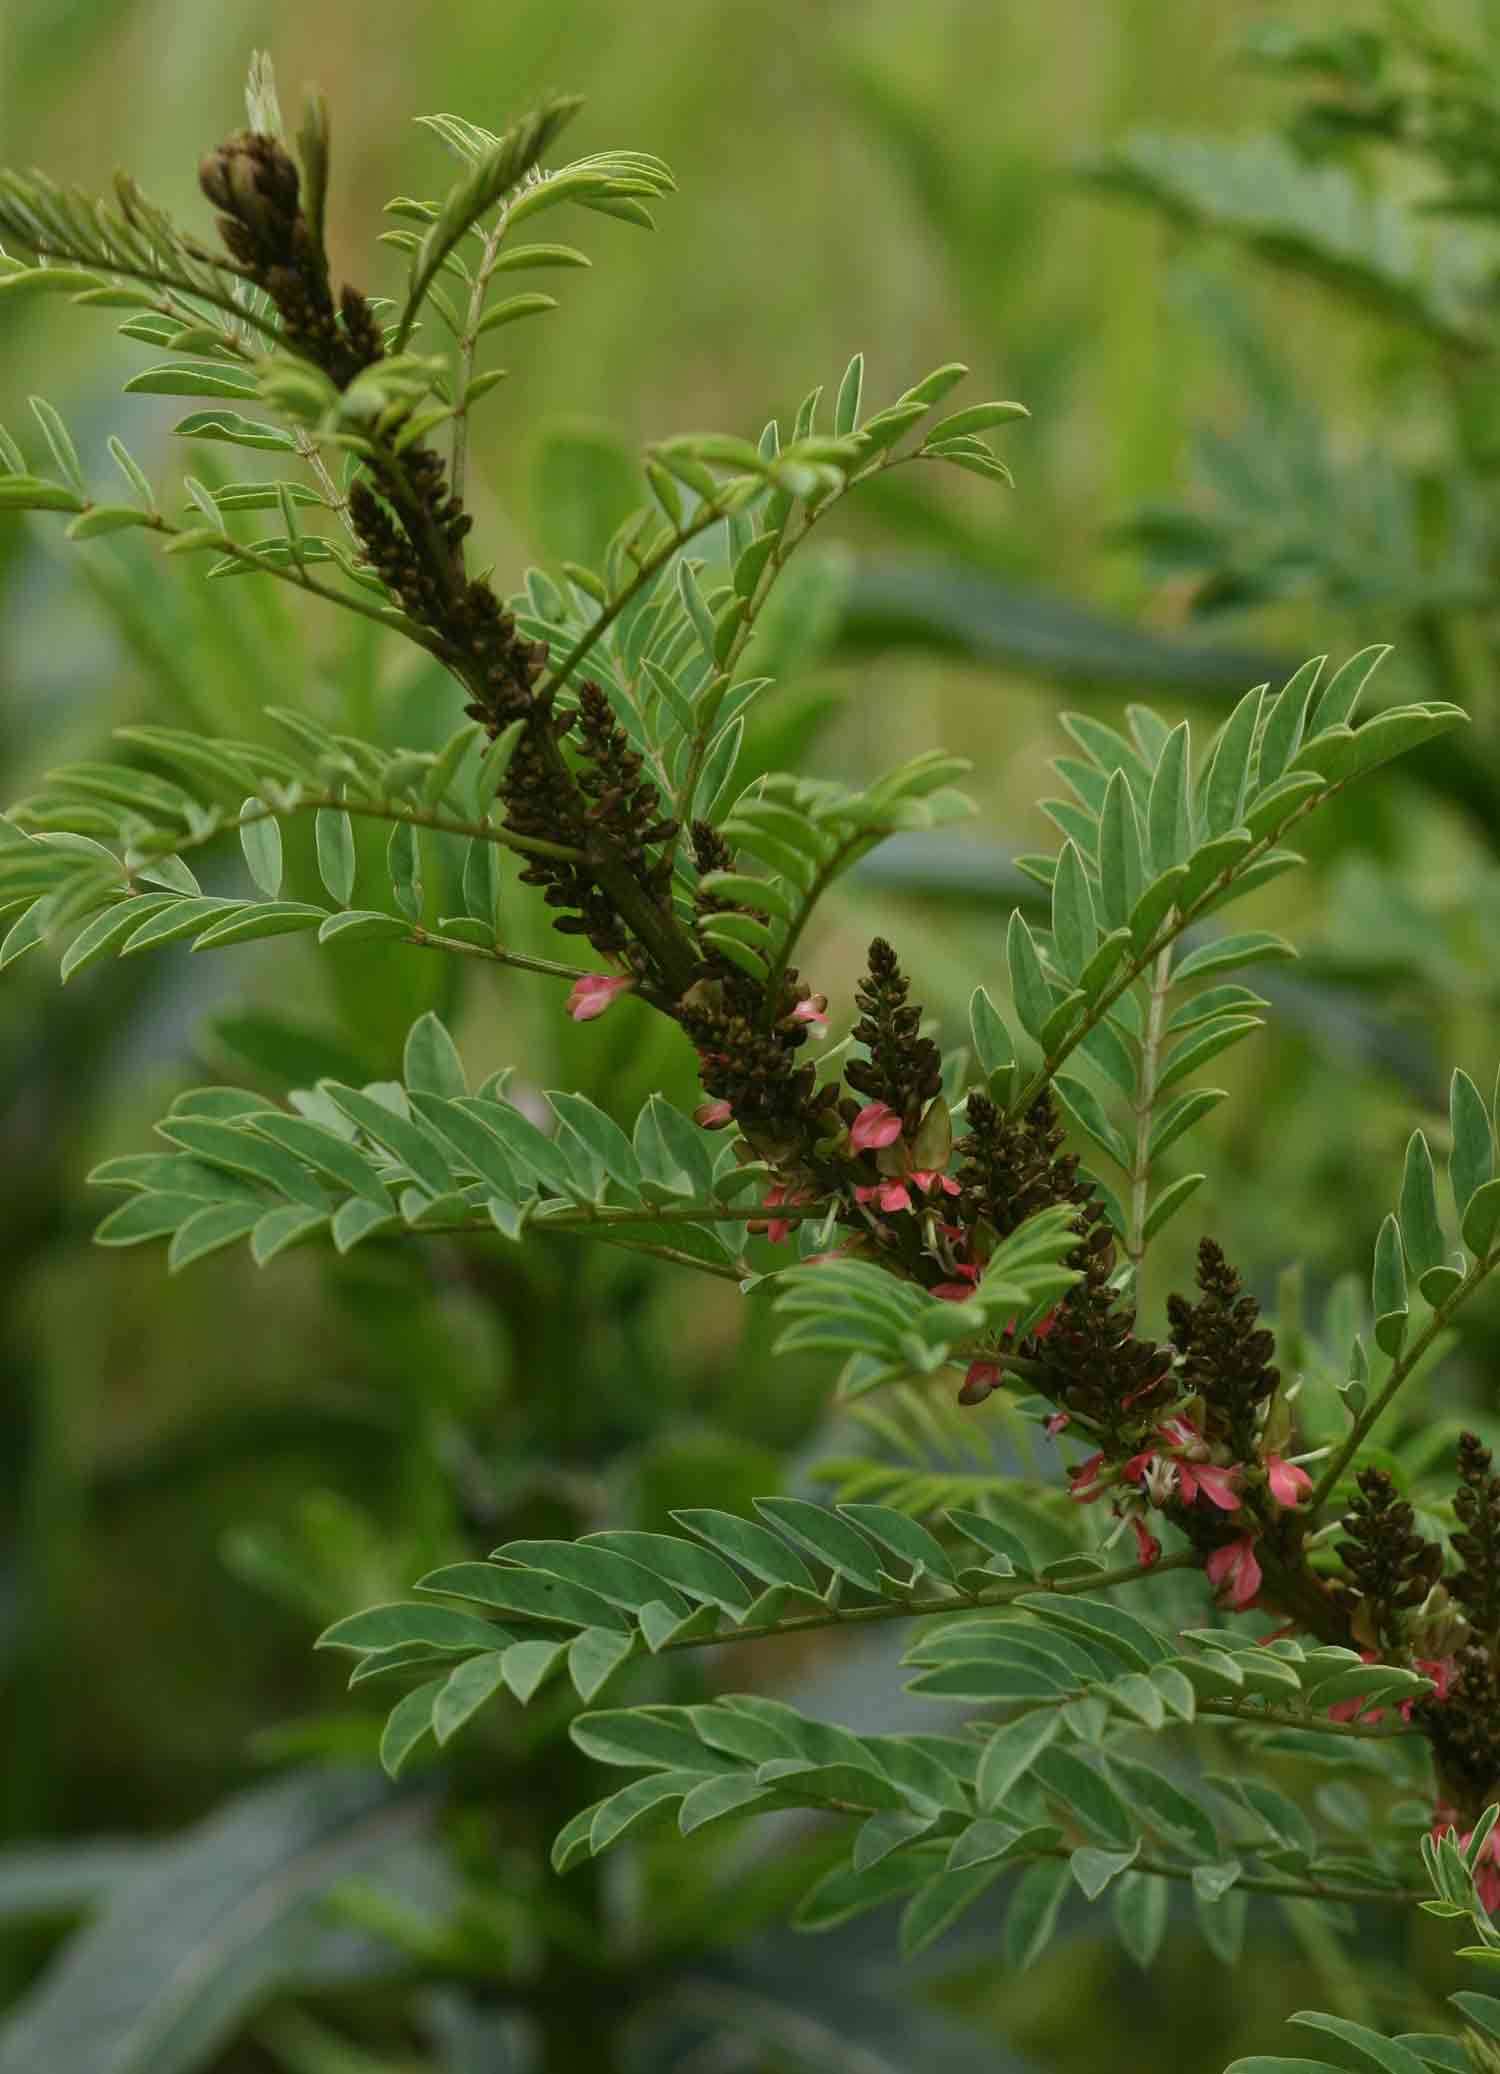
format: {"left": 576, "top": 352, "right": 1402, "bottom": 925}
{"left": 1128, "top": 1418, "right": 1242, "bottom": 1513}
{"left": 1475, "top": 1833, "right": 1500, "bottom": 1917}
{"left": 850, "top": 1101, "right": 903, "bottom": 1152}
{"left": 957, "top": 1360, "right": 1003, "bottom": 1406}
{"left": 1205, "top": 1536, "right": 1261, "bottom": 1610}
{"left": 931, "top": 1262, "right": 980, "bottom": 1302}
{"left": 1417, "top": 1657, "right": 1454, "bottom": 1704}
{"left": 1128, "top": 1515, "right": 1161, "bottom": 1568}
{"left": 1266, "top": 1454, "right": 1313, "bottom": 1508}
{"left": 1395, "top": 1657, "right": 1455, "bottom": 1724}
{"left": 911, "top": 1169, "right": 961, "bottom": 1197}
{"left": 566, "top": 973, "right": 634, "bottom": 1021}
{"left": 1044, "top": 1411, "right": 1070, "bottom": 1436}
{"left": 854, "top": 1179, "right": 913, "bottom": 1214}
{"left": 791, "top": 994, "right": 828, "bottom": 1034}
{"left": 1328, "top": 1650, "right": 1383, "bottom": 1725}
{"left": 759, "top": 1181, "right": 810, "bottom": 1245}
{"left": 1068, "top": 1452, "right": 1106, "bottom": 1503}
{"left": 694, "top": 1098, "right": 734, "bottom": 1129}
{"left": 1159, "top": 1416, "right": 1203, "bottom": 1454}
{"left": 1179, "top": 1460, "right": 1242, "bottom": 1512}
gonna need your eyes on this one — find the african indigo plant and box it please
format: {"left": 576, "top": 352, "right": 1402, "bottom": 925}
{"left": 0, "top": 54, "right": 1497, "bottom": 2069}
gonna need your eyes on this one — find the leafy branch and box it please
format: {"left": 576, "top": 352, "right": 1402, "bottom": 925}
{"left": 0, "top": 171, "right": 288, "bottom": 347}
{"left": 392, "top": 97, "right": 582, "bottom": 351}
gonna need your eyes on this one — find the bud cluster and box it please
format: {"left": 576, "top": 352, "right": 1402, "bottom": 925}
{"left": 1335, "top": 1467, "right": 1444, "bottom": 1652}
{"left": 1452, "top": 1431, "right": 1500, "bottom": 1651}
{"left": 956, "top": 1089, "right": 1169, "bottom": 1431}
{"left": 844, "top": 939, "right": 943, "bottom": 1133}
{"left": 677, "top": 970, "right": 832, "bottom": 1155}
{"left": 1424, "top": 1644, "right": 1500, "bottom": 1815}
{"left": 1166, "top": 1239, "right": 1279, "bottom": 1464}
{"left": 199, "top": 131, "right": 379, "bottom": 384}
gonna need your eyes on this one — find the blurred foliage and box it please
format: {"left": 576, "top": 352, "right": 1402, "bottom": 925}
{"left": 7, "top": 3, "right": 1500, "bottom": 2071}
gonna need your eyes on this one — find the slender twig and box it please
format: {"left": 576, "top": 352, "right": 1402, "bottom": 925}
{"left": 1306, "top": 1241, "right": 1500, "bottom": 1519}
{"left": 573, "top": 1230, "right": 744, "bottom": 1282}
{"left": 170, "top": 790, "right": 588, "bottom": 867}
{"left": 105, "top": 504, "right": 451, "bottom": 654}
{"left": 1034, "top": 1846, "right": 1419, "bottom": 1908}
{"left": 449, "top": 205, "right": 513, "bottom": 507}
{"left": 294, "top": 433, "right": 357, "bottom": 542}
{"left": 619, "top": 1547, "right": 1203, "bottom": 1651}
{"left": 1194, "top": 1696, "right": 1419, "bottom": 1741}
{"left": 14, "top": 236, "right": 288, "bottom": 348}
{"left": 405, "top": 927, "right": 590, "bottom": 981}
{"left": 400, "top": 1198, "right": 833, "bottom": 1235}
{"left": 758, "top": 829, "right": 867, "bottom": 1027}
{"left": 536, "top": 501, "right": 732, "bottom": 705}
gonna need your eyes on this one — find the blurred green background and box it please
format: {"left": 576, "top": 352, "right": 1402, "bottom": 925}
{"left": 4, "top": 1, "right": 1500, "bottom": 2069}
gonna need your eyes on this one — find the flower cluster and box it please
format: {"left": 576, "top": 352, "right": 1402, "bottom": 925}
{"left": 1054, "top": 1240, "right": 1323, "bottom": 1610}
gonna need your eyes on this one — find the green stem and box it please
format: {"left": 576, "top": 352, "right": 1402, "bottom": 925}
{"left": 573, "top": 1230, "right": 743, "bottom": 1282}
{"left": 1010, "top": 783, "right": 1336, "bottom": 1116}
{"left": 130, "top": 506, "right": 450, "bottom": 654}
{"left": 536, "top": 503, "right": 731, "bottom": 706}
{"left": 1035, "top": 1847, "right": 1418, "bottom": 1908}
{"left": 166, "top": 791, "right": 589, "bottom": 869}
{"left": 650, "top": 1548, "right": 1201, "bottom": 1647}
{"left": 20, "top": 236, "right": 288, "bottom": 349}
{"left": 408, "top": 1197, "right": 832, "bottom": 1236}
{"left": 449, "top": 206, "right": 513, "bottom": 509}
{"left": 1127, "top": 942, "right": 1173, "bottom": 1302}
{"left": 668, "top": 448, "right": 909, "bottom": 831}
{"left": 1194, "top": 1696, "right": 1419, "bottom": 1741}
{"left": 1306, "top": 1242, "right": 1500, "bottom": 1520}
{"left": 405, "top": 926, "right": 590, "bottom": 981}
{"left": 758, "top": 830, "right": 865, "bottom": 1027}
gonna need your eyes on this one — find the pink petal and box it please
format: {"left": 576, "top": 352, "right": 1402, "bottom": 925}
{"left": 791, "top": 996, "right": 828, "bottom": 1033}
{"left": 1068, "top": 1451, "right": 1105, "bottom": 1502}
{"left": 759, "top": 1179, "right": 807, "bottom": 1246}
{"left": 930, "top": 1280, "right": 976, "bottom": 1302}
{"left": 1158, "top": 1416, "right": 1200, "bottom": 1452}
{"left": 566, "top": 973, "right": 634, "bottom": 1022}
{"left": 1266, "top": 1454, "right": 1313, "bottom": 1508}
{"left": 694, "top": 1098, "right": 734, "bottom": 1129}
{"left": 875, "top": 1179, "right": 912, "bottom": 1213}
{"left": 957, "top": 1360, "right": 1003, "bottom": 1406}
{"left": 910, "top": 1169, "right": 959, "bottom": 1196}
{"left": 1044, "top": 1411, "right": 1070, "bottom": 1436}
{"left": 850, "top": 1102, "right": 904, "bottom": 1152}
{"left": 1205, "top": 1535, "right": 1261, "bottom": 1609}
{"left": 1416, "top": 1656, "right": 1454, "bottom": 1704}
{"left": 1329, "top": 1695, "right": 1383, "bottom": 1725}
{"left": 1128, "top": 1516, "right": 1161, "bottom": 1568}
{"left": 1188, "top": 1463, "right": 1242, "bottom": 1512}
